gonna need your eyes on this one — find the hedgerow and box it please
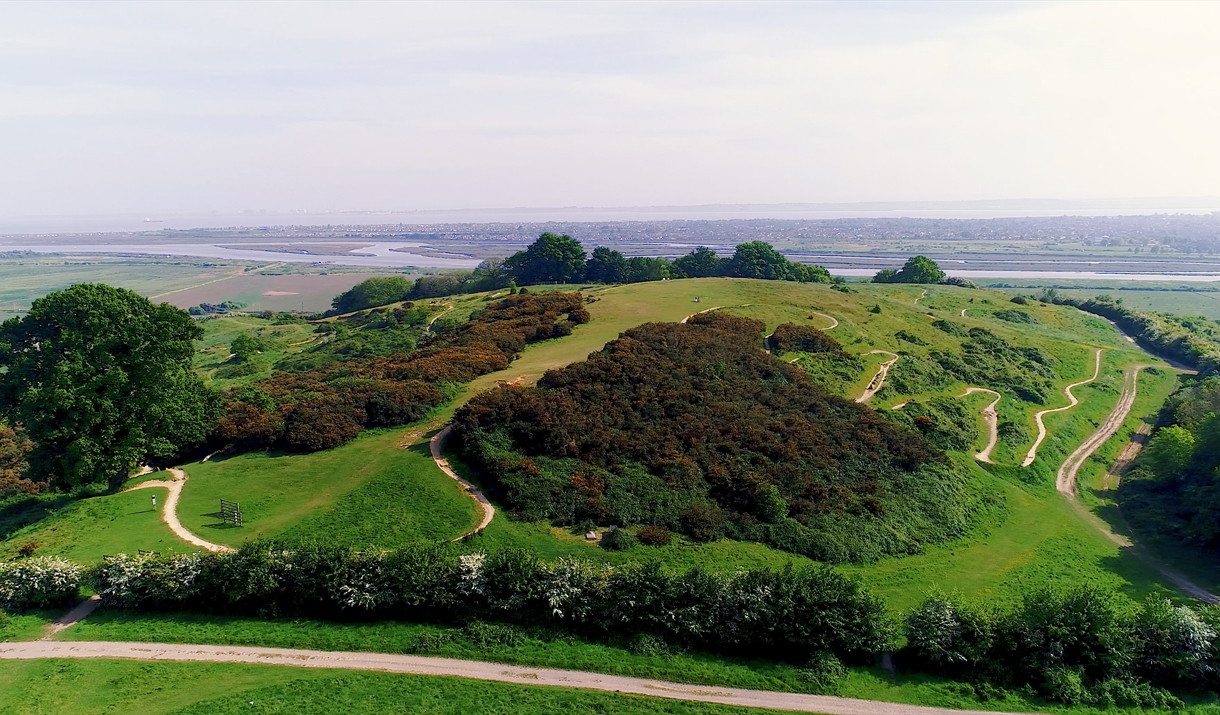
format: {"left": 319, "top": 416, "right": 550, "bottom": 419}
{"left": 91, "top": 542, "right": 895, "bottom": 664}
{"left": 0, "top": 556, "right": 82, "bottom": 609}
{"left": 453, "top": 313, "right": 981, "bottom": 562}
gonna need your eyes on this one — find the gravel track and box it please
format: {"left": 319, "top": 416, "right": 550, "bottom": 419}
{"left": 0, "top": 641, "right": 1029, "bottom": 715}
{"left": 855, "top": 351, "right": 899, "bottom": 403}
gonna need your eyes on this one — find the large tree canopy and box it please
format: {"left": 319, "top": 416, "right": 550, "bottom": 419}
{"left": 329, "top": 276, "right": 412, "bottom": 315}
{"left": 0, "top": 284, "right": 221, "bottom": 488}
{"left": 873, "top": 255, "right": 946, "bottom": 284}
{"left": 504, "top": 233, "right": 587, "bottom": 284}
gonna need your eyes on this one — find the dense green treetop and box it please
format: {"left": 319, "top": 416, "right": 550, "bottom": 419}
{"left": 504, "top": 233, "right": 587, "bottom": 284}
{"left": 872, "top": 255, "right": 946, "bottom": 284}
{"left": 584, "top": 246, "right": 630, "bottom": 284}
{"left": 329, "top": 276, "right": 413, "bottom": 315}
{"left": 0, "top": 284, "right": 221, "bottom": 488}
{"left": 672, "top": 246, "right": 726, "bottom": 278}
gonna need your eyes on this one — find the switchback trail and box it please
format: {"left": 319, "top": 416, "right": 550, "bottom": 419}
{"left": 0, "top": 641, "right": 1024, "bottom": 715}
{"left": 855, "top": 351, "right": 899, "bottom": 403}
{"left": 431, "top": 425, "right": 495, "bottom": 540}
{"left": 124, "top": 469, "right": 233, "bottom": 553}
{"left": 1021, "top": 348, "right": 1102, "bottom": 467}
{"left": 960, "top": 388, "right": 1001, "bottom": 463}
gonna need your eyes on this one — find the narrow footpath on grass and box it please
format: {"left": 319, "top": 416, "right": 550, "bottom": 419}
{"left": 1021, "top": 348, "right": 1103, "bottom": 467}
{"left": 0, "top": 640, "right": 1020, "bottom": 715}
{"left": 855, "top": 351, "right": 899, "bottom": 403}
{"left": 430, "top": 425, "right": 495, "bottom": 540}
{"left": 959, "top": 387, "right": 1001, "bottom": 463}
{"left": 123, "top": 468, "right": 233, "bottom": 553}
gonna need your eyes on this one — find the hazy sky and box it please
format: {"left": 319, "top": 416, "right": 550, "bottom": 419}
{"left": 3, "top": 1, "right": 1220, "bottom": 217}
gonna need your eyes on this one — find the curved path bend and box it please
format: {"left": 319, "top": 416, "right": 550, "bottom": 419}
{"left": 855, "top": 351, "right": 899, "bottom": 403}
{"left": 0, "top": 640, "right": 1022, "bottom": 715}
{"left": 811, "top": 311, "right": 839, "bottom": 330}
{"left": 960, "top": 388, "right": 1001, "bottom": 463}
{"left": 124, "top": 469, "right": 233, "bottom": 553}
{"left": 1021, "top": 348, "right": 1103, "bottom": 467}
{"left": 431, "top": 426, "right": 495, "bottom": 540}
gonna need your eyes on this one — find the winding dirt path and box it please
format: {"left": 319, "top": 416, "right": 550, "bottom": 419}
{"left": 811, "top": 311, "right": 838, "bottom": 330}
{"left": 960, "top": 388, "right": 1001, "bottom": 463}
{"left": 430, "top": 426, "right": 495, "bottom": 540}
{"left": 0, "top": 640, "right": 1023, "bottom": 715}
{"left": 913, "top": 289, "right": 927, "bottom": 305}
{"left": 1021, "top": 348, "right": 1103, "bottom": 467}
{"left": 961, "top": 308, "right": 968, "bottom": 317}
{"left": 124, "top": 469, "right": 233, "bottom": 553}
{"left": 855, "top": 351, "right": 899, "bottom": 403}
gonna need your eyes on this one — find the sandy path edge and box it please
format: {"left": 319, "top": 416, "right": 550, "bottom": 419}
{"left": 124, "top": 470, "right": 233, "bottom": 553}
{"left": 811, "top": 311, "right": 839, "bottom": 330}
{"left": 0, "top": 641, "right": 1029, "bottom": 715}
{"left": 430, "top": 425, "right": 495, "bottom": 540}
{"left": 960, "top": 388, "right": 1001, "bottom": 463}
{"left": 855, "top": 351, "right": 899, "bottom": 403}
{"left": 1021, "top": 349, "right": 1103, "bottom": 467}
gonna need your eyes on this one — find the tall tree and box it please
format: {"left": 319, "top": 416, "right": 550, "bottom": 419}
{"left": 673, "top": 246, "right": 726, "bottom": 278}
{"left": 505, "top": 233, "right": 587, "bottom": 284}
{"left": 0, "top": 284, "right": 221, "bottom": 488}
{"left": 585, "top": 246, "right": 630, "bottom": 284}
{"left": 873, "top": 255, "right": 946, "bottom": 284}
{"left": 330, "top": 276, "right": 412, "bottom": 314}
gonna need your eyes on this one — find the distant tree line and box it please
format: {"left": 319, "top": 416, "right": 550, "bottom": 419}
{"left": 327, "top": 234, "right": 831, "bottom": 314}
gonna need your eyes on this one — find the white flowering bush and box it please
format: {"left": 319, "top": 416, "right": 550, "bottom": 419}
{"left": 337, "top": 551, "right": 397, "bottom": 611}
{"left": 95, "top": 553, "right": 203, "bottom": 608}
{"left": 543, "top": 557, "right": 609, "bottom": 622}
{"left": 905, "top": 594, "right": 966, "bottom": 665}
{"left": 455, "top": 552, "right": 486, "bottom": 598}
{"left": 0, "top": 556, "right": 82, "bottom": 609}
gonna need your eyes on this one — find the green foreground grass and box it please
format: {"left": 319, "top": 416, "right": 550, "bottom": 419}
{"left": 0, "top": 658, "right": 798, "bottom": 715}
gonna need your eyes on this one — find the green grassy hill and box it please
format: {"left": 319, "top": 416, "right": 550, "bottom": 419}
{"left": 3, "top": 278, "right": 1196, "bottom": 608}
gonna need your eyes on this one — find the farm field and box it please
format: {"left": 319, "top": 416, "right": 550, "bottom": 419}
{"left": 0, "top": 257, "right": 242, "bottom": 318}
{"left": 985, "top": 280, "right": 1220, "bottom": 321}
{"left": 161, "top": 271, "right": 413, "bottom": 313}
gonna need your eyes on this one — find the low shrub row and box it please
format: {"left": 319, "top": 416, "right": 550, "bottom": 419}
{"left": 0, "top": 555, "right": 81, "bottom": 609}
{"left": 85, "top": 543, "right": 892, "bottom": 663}
{"left": 904, "top": 587, "right": 1220, "bottom": 707}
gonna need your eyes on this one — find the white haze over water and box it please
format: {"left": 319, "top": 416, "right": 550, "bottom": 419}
{"left": 4, "top": 2, "right": 1220, "bottom": 219}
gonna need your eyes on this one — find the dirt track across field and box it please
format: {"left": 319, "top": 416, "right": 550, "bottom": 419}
{"left": 0, "top": 640, "right": 1028, "bottom": 715}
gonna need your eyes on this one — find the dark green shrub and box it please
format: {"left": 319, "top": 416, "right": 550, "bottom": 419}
{"left": 636, "top": 525, "right": 672, "bottom": 546}
{"left": 797, "top": 651, "right": 849, "bottom": 693}
{"left": 601, "top": 528, "right": 638, "bottom": 551}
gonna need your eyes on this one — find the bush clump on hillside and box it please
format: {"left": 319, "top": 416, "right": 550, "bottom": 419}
{"left": 768, "top": 323, "right": 842, "bottom": 354}
{"left": 452, "top": 313, "right": 981, "bottom": 563}
{"left": 887, "top": 398, "right": 978, "bottom": 453}
{"left": 215, "top": 293, "right": 589, "bottom": 454}
{"left": 993, "top": 309, "right": 1038, "bottom": 324}
{"left": 931, "top": 328, "right": 1055, "bottom": 404}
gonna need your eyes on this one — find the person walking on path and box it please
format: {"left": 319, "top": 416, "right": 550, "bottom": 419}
{"left": 151, "top": 494, "right": 157, "bottom": 510}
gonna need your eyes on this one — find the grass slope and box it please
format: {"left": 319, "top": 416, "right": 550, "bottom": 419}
{"left": 177, "top": 429, "right": 477, "bottom": 549}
